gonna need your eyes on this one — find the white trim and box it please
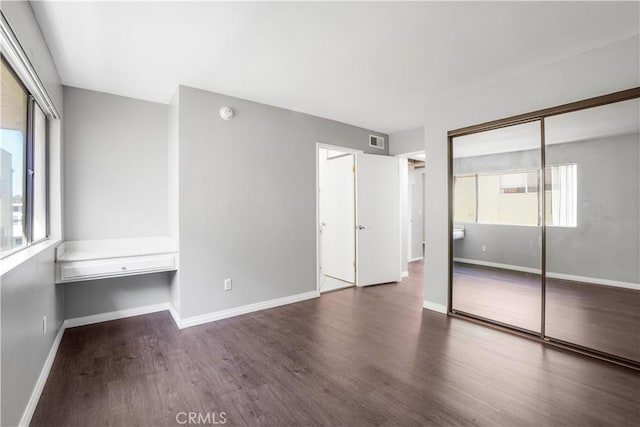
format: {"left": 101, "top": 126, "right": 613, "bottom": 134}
{"left": 168, "top": 303, "right": 181, "bottom": 328}
{"left": 316, "top": 142, "right": 362, "bottom": 294}
{"left": 18, "top": 323, "right": 65, "bottom": 427}
{"left": 63, "top": 303, "right": 170, "bottom": 329}
{"left": 177, "top": 291, "right": 320, "bottom": 329}
{"left": 368, "top": 134, "right": 385, "bottom": 149}
{"left": 409, "top": 256, "right": 424, "bottom": 262}
{"left": 0, "top": 238, "right": 62, "bottom": 277}
{"left": 453, "top": 257, "right": 541, "bottom": 274}
{"left": 423, "top": 300, "right": 447, "bottom": 314}
{"left": 0, "top": 11, "right": 60, "bottom": 118}
{"left": 546, "top": 272, "right": 639, "bottom": 291}
{"left": 454, "top": 258, "right": 640, "bottom": 290}
{"left": 401, "top": 271, "right": 409, "bottom": 278}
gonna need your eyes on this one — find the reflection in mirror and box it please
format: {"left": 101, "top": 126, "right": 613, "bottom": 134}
{"left": 452, "top": 121, "right": 542, "bottom": 332}
{"left": 544, "top": 98, "right": 640, "bottom": 362}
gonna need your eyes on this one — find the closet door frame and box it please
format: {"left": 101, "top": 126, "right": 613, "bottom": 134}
{"left": 447, "top": 87, "right": 640, "bottom": 370}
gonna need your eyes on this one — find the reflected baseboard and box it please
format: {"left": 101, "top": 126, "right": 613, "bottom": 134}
{"left": 453, "top": 257, "right": 639, "bottom": 290}
{"left": 453, "top": 257, "right": 541, "bottom": 274}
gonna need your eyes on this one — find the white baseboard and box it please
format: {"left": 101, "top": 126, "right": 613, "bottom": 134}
{"left": 423, "top": 300, "right": 447, "bottom": 314}
{"left": 545, "top": 272, "right": 639, "bottom": 291}
{"left": 453, "top": 257, "right": 541, "bottom": 274}
{"left": 401, "top": 271, "right": 409, "bottom": 278}
{"left": 454, "top": 257, "right": 639, "bottom": 290}
{"left": 168, "top": 303, "right": 181, "bottom": 328}
{"left": 409, "top": 257, "right": 424, "bottom": 262}
{"left": 18, "top": 323, "right": 65, "bottom": 427}
{"left": 64, "top": 303, "right": 170, "bottom": 329}
{"left": 177, "top": 290, "right": 320, "bottom": 329}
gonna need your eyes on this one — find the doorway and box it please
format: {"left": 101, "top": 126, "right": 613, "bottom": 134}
{"left": 397, "top": 151, "right": 425, "bottom": 277}
{"left": 316, "top": 143, "right": 402, "bottom": 294}
{"left": 317, "top": 145, "right": 357, "bottom": 293}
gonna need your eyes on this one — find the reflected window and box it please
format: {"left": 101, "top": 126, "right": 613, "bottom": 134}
{"left": 546, "top": 164, "right": 577, "bottom": 227}
{"left": 478, "top": 170, "right": 539, "bottom": 226}
{"left": 454, "top": 164, "right": 577, "bottom": 227}
{"left": 453, "top": 175, "right": 476, "bottom": 223}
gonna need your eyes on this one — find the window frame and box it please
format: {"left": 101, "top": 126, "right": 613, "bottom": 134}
{"left": 1, "top": 56, "right": 49, "bottom": 259}
{"left": 453, "top": 164, "right": 578, "bottom": 228}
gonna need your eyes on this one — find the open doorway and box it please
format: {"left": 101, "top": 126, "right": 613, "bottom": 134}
{"left": 397, "top": 151, "right": 425, "bottom": 278}
{"left": 317, "top": 145, "right": 358, "bottom": 293}
{"left": 316, "top": 143, "right": 403, "bottom": 294}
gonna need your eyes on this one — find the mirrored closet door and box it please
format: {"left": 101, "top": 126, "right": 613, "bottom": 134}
{"left": 451, "top": 121, "right": 542, "bottom": 333}
{"left": 544, "top": 98, "right": 640, "bottom": 363}
{"left": 449, "top": 88, "right": 640, "bottom": 366}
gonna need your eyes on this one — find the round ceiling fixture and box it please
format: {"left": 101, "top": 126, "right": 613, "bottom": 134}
{"left": 220, "top": 107, "right": 234, "bottom": 120}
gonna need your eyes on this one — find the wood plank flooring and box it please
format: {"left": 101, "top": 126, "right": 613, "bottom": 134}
{"left": 32, "top": 261, "right": 640, "bottom": 426}
{"left": 453, "top": 262, "right": 640, "bottom": 362}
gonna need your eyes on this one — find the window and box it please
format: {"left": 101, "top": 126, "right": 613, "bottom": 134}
{"left": 453, "top": 175, "right": 476, "bottom": 223}
{"left": 0, "top": 58, "right": 48, "bottom": 257}
{"left": 546, "top": 164, "right": 577, "bottom": 227}
{"left": 453, "top": 165, "right": 576, "bottom": 227}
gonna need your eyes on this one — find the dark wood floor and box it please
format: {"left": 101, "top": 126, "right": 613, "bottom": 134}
{"left": 33, "top": 261, "right": 640, "bottom": 426}
{"left": 453, "top": 262, "right": 640, "bottom": 362}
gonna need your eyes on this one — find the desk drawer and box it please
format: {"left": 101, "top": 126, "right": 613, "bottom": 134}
{"left": 58, "top": 254, "right": 175, "bottom": 283}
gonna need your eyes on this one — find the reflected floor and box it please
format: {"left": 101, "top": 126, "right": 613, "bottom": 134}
{"left": 453, "top": 262, "right": 640, "bottom": 362}
{"left": 453, "top": 262, "right": 542, "bottom": 332}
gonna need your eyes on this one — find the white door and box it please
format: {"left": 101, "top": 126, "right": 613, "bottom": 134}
{"left": 319, "top": 152, "right": 355, "bottom": 283}
{"left": 356, "top": 153, "right": 401, "bottom": 286}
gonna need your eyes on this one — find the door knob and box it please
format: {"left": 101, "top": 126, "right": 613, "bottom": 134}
{"left": 358, "top": 225, "right": 368, "bottom": 230}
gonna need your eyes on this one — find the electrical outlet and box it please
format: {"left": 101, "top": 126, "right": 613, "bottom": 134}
{"left": 42, "top": 316, "right": 47, "bottom": 335}
{"left": 224, "top": 278, "right": 232, "bottom": 291}
{"left": 482, "top": 245, "right": 487, "bottom": 252}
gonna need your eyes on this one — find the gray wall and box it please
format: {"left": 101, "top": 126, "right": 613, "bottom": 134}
{"left": 454, "top": 224, "right": 541, "bottom": 270}
{"left": 0, "top": 3, "right": 64, "bottom": 426}
{"left": 64, "top": 273, "right": 171, "bottom": 319}
{"left": 424, "top": 35, "right": 640, "bottom": 309}
{"left": 63, "top": 86, "right": 169, "bottom": 240}
{"left": 547, "top": 134, "right": 639, "bottom": 283}
{"left": 176, "top": 85, "right": 387, "bottom": 318}
{"left": 410, "top": 168, "right": 424, "bottom": 260}
{"left": 453, "top": 134, "right": 639, "bottom": 283}
{"left": 61, "top": 87, "right": 173, "bottom": 319}
{"left": 1, "top": 248, "right": 64, "bottom": 427}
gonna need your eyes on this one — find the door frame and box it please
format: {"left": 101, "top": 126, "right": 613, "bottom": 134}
{"left": 316, "top": 142, "right": 363, "bottom": 295}
{"left": 395, "top": 151, "right": 426, "bottom": 274}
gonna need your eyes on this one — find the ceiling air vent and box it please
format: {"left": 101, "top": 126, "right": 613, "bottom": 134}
{"left": 369, "top": 135, "right": 384, "bottom": 149}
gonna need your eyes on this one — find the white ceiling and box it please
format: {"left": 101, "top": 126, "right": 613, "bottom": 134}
{"left": 31, "top": 1, "right": 639, "bottom": 134}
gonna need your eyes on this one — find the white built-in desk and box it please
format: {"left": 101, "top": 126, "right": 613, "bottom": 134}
{"left": 55, "top": 236, "right": 178, "bottom": 284}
